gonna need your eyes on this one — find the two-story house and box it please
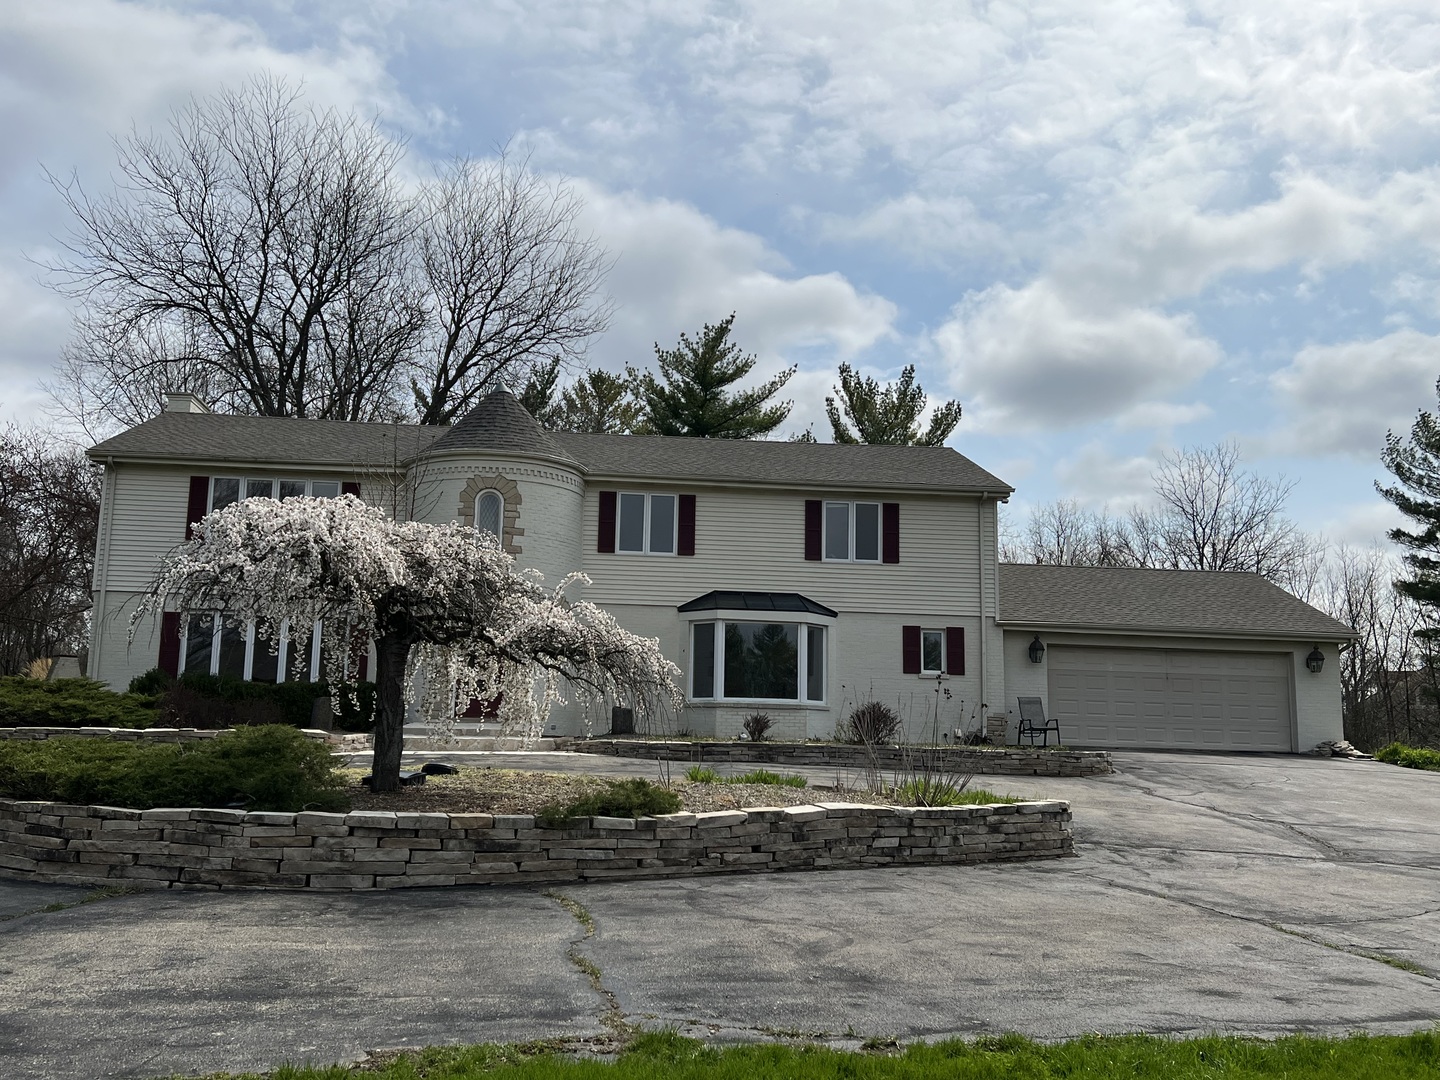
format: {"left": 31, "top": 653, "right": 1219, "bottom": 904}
{"left": 86, "top": 390, "right": 1354, "bottom": 751}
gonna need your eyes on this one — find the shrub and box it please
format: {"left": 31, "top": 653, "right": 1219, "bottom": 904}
{"left": 0, "top": 724, "right": 348, "bottom": 812}
{"left": 1375, "top": 743, "right": 1440, "bottom": 771}
{"left": 536, "top": 778, "right": 681, "bottom": 826}
{"left": 729, "top": 769, "right": 806, "bottom": 788}
{"left": 840, "top": 701, "right": 901, "bottom": 745}
{"left": 0, "top": 677, "right": 159, "bottom": 729}
{"left": 685, "top": 765, "right": 721, "bottom": 783}
{"left": 741, "top": 712, "right": 773, "bottom": 742}
{"left": 127, "top": 667, "right": 175, "bottom": 697}
{"left": 159, "top": 673, "right": 376, "bottom": 732}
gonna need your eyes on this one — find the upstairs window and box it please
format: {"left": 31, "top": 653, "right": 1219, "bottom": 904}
{"left": 617, "top": 492, "right": 677, "bottom": 555}
{"left": 823, "top": 500, "right": 881, "bottom": 562}
{"left": 210, "top": 477, "right": 343, "bottom": 511}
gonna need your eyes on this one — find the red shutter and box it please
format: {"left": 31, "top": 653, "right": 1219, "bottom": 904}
{"left": 598, "top": 490, "right": 617, "bottom": 553}
{"left": 902, "top": 625, "right": 922, "bottom": 674}
{"left": 946, "top": 626, "right": 965, "bottom": 676}
{"left": 185, "top": 476, "right": 210, "bottom": 539}
{"left": 341, "top": 481, "right": 361, "bottom": 498}
{"left": 158, "top": 612, "right": 182, "bottom": 677}
{"left": 678, "top": 494, "right": 696, "bottom": 556}
{"left": 804, "top": 500, "right": 822, "bottom": 561}
{"left": 882, "top": 502, "right": 900, "bottom": 563}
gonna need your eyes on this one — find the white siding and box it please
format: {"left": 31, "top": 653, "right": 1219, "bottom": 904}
{"left": 90, "top": 591, "right": 152, "bottom": 691}
{"left": 104, "top": 466, "right": 193, "bottom": 590}
{"left": 579, "top": 485, "right": 983, "bottom": 615}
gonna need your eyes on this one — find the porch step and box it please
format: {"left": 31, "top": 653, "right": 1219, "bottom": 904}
{"left": 402, "top": 735, "right": 560, "bottom": 751}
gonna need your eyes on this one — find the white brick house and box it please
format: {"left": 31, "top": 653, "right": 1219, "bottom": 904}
{"left": 86, "top": 390, "right": 1354, "bottom": 751}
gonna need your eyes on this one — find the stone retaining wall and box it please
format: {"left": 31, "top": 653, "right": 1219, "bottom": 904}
{"left": 578, "top": 739, "right": 1111, "bottom": 777}
{"left": 0, "top": 726, "right": 333, "bottom": 744}
{"left": 0, "top": 798, "right": 1072, "bottom": 891}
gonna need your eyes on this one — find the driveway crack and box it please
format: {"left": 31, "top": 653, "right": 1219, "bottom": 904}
{"left": 541, "top": 889, "right": 631, "bottom": 1039}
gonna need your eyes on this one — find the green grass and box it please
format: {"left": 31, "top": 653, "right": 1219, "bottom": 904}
{"left": 169, "top": 1029, "right": 1440, "bottom": 1079}
{"left": 1375, "top": 743, "right": 1440, "bottom": 772}
{"left": 684, "top": 766, "right": 807, "bottom": 788}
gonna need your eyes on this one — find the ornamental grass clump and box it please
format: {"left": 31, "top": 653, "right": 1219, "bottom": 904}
{"left": 840, "top": 700, "right": 901, "bottom": 745}
{"left": 0, "top": 724, "right": 348, "bottom": 812}
{"left": 1375, "top": 743, "right": 1440, "bottom": 771}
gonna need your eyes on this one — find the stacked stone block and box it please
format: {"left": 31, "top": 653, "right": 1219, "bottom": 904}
{"left": 0, "top": 727, "right": 334, "bottom": 744}
{"left": 0, "top": 798, "right": 1072, "bottom": 891}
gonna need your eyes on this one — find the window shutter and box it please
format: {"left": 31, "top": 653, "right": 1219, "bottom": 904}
{"left": 598, "top": 490, "right": 617, "bottom": 553}
{"left": 185, "top": 476, "right": 210, "bottom": 539}
{"left": 158, "top": 612, "right": 182, "bottom": 677}
{"left": 882, "top": 502, "right": 900, "bottom": 563}
{"left": 946, "top": 626, "right": 965, "bottom": 676}
{"left": 678, "top": 494, "right": 696, "bottom": 556}
{"left": 804, "top": 500, "right": 822, "bottom": 561}
{"left": 902, "top": 624, "right": 922, "bottom": 674}
{"left": 341, "top": 481, "right": 361, "bottom": 498}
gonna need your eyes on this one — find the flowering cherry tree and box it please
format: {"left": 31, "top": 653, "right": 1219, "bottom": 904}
{"left": 134, "top": 495, "right": 682, "bottom": 792}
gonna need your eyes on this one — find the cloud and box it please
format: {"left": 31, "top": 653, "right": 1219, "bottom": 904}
{"left": 1271, "top": 329, "right": 1440, "bottom": 458}
{"left": 576, "top": 182, "right": 897, "bottom": 379}
{"left": 1052, "top": 442, "right": 1158, "bottom": 509}
{"left": 933, "top": 279, "right": 1220, "bottom": 431}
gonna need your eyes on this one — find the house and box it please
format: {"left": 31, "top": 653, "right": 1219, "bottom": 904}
{"left": 85, "top": 389, "right": 1355, "bottom": 752}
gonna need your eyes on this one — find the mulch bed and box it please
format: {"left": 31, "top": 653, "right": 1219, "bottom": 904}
{"left": 344, "top": 767, "right": 873, "bottom": 815}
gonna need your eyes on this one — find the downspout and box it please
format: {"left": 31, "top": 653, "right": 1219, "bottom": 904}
{"left": 90, "top": 456, "right": 116, "bottom": 682}
{"left": 977, "top": 495, "right": 988, "bottom": 720}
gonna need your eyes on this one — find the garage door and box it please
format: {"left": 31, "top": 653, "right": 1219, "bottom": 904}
{"left": 1047, "top": 647, "right": 1293, "bottom": 751}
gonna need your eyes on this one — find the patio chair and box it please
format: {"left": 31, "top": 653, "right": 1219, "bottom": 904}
{"left": 1016, "top": 697, "right": 1062, "bottom": 747}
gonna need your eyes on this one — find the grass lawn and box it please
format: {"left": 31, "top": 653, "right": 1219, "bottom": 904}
{"left": 179, "top": 1029, "right": 1440, "bottom": 1079}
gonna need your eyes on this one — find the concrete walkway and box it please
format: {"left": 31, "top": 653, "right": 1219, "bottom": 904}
{"left": 3, "top": 751, "right": 1439, "bottom": 1078}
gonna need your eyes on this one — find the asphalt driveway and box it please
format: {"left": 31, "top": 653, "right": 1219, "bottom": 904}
{"left": 2, "top": 751, "right": 1439, "bottom": 1079}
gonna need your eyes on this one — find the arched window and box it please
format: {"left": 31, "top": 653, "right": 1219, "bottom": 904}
{"left": 475, "top": 490, "right": 503, "bottom": 538}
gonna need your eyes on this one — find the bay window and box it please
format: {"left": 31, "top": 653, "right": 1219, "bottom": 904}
{"left": 689, "top": 619, "right": 827, "bottom": 703}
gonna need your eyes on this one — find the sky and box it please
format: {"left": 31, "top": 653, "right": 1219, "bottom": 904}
{"left": 3, "top": 1, "right": 1439, "bottom": 546}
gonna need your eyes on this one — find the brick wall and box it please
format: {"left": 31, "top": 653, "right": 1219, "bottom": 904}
{"left": 578, "top": 739, "right": 1112, "bottom": 777}
{"left": 0, "top": 798, "right": 1072, "bottom": 891}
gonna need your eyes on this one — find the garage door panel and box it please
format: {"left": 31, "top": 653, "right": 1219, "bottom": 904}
{"left": 1047, "top": 647, "right": 1292, "bottom": 751}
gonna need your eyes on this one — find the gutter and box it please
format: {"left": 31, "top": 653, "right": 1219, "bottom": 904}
{"left": 995, "top": 620, "right": 1360, "bottom": 642}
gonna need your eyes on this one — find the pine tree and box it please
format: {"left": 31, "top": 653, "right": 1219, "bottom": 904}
{"left": 558, "top": 370, "right": 641, "bottom": 434}
{"left": 1378, "top": 391, "right": 1440, "bottom": 634}
{"left": 825, "top": 363, "right": 963, "bottom": 446}
{"left": 515, "top": 358, "right": 564, "bottom": 427}
{"left": 630, "top": 314, "right": 795, "bottom": 439}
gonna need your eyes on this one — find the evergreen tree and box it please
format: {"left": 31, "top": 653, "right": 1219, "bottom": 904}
{"left": 558, "top": 369, "right": 641, "bottom": 434}
{"left": 825, "top": 363, "right": 962, "bottom": 446}
{"left": 630, "top": 314, "right": 795, "bottom": 438}
{"left": 1378, "top": 389, "right": 1440, "bottom": 635}
{"left": 516, "top": 358, "right": 564, "bottom": 426}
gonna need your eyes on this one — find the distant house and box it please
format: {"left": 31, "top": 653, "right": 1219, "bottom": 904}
{"left": 86, "top": 390, "right": 1355, "bottom": 751}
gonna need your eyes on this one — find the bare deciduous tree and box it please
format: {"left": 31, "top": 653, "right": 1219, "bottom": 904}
{"left": 45, "top": 79, "right": 609, "bottom": 432}
{"left": 0, "top": 427, "right": 102, "bottom": 675}
{"left": 411, "top": 153, "right": 611, "bottom": 425}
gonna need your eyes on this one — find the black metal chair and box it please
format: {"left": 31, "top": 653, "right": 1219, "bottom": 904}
{"left": 1016, "top": 696, "right": 1062, "bottom": 747}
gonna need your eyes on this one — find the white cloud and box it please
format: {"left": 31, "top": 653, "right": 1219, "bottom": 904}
{"left": 1316, "top": 500, "right": 1407, "bottom": 548}
{"left": 1271, "top": 329, "right": 1440, "bottom": 458}
{"left": 577, "top": 183, "right": 897, "bottom": 379}
{"left": 1052, "top": 442, "right": 1157, "bottom": 509}
{"left": 933, "top": 279, "right": 1220, "bottom": 431}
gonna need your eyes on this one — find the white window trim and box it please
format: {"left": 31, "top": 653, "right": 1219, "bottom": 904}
{"left": 822, "top": 500, "right": 882, "bottom": 563}
{"left": 209, "top": 476, "right": 343, "bottom": 511}
{"left": 178, "top": 615, "right": 325, "bottom": 683}
{"left": 616, "top": 491, "right": 678, "bottom": 556}
{"left": 686, "top": 611, "right": 832, "bottom": 705}
{"left": 920, "top": 627, "right": 945, "bottom": 677}
{"left": 474, "top": 489, "right": 505, "bottom": 537}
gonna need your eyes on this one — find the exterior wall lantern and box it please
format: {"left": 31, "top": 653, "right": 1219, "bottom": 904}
{"left": 1305, "top": 645, "right": 1325, "bottom": 674}
{"left": 1028, "top": 635, "right": 1046, "bottom": 664}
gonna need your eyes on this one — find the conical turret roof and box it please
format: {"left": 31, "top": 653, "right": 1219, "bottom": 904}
{"left": 428, "top": 389, "right": 578, "bottom": 465}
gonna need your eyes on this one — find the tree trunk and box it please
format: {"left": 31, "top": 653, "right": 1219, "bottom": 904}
{"left": 370, "top": 632, "right": 410, "bottom": 793}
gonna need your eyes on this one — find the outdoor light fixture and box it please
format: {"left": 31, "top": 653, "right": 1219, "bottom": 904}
{"left": 1028, "top": 635, "right": 1046, "bottom": 664}
{"left": 1306, "top": 646, "right": 1325, "bottom": 674}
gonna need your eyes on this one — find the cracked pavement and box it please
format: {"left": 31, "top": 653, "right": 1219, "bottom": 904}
{"left": 2, "top": 751, "right": 1439, "bottom": 1078}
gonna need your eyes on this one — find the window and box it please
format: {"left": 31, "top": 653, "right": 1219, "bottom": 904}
{"left": 475, "top": 490, "right": 503, "bottom": 537}
{"left": 690, "top": 620, "right": 826, "bottom": 703}
{"left": 617, "top": 492, "right": 676, "bottom": 554}
{"left": 210, "top": 477, "right": 342, "bottom": 511}
{"left": 921, "top": 629, "right": 944, "bottom": 675}
{"left": 179, "top": 615, "right": 350, "bottom": 685}
{"left": 823, "top": 500, "right": 880, "bottom": 562}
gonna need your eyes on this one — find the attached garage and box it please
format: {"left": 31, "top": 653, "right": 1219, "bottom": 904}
{"left": 998, "top": 564, "right": 1357, "bottom": 754}
{"left": 1047, "top": 646, "right": 1292, "bottom": 751}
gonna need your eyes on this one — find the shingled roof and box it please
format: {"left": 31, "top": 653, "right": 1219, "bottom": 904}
{"left": 998, "top": 563, "right": 1356, "bottom": 640}
{"left": 88, "top": 393, "right": 1012, "bottom": 494}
